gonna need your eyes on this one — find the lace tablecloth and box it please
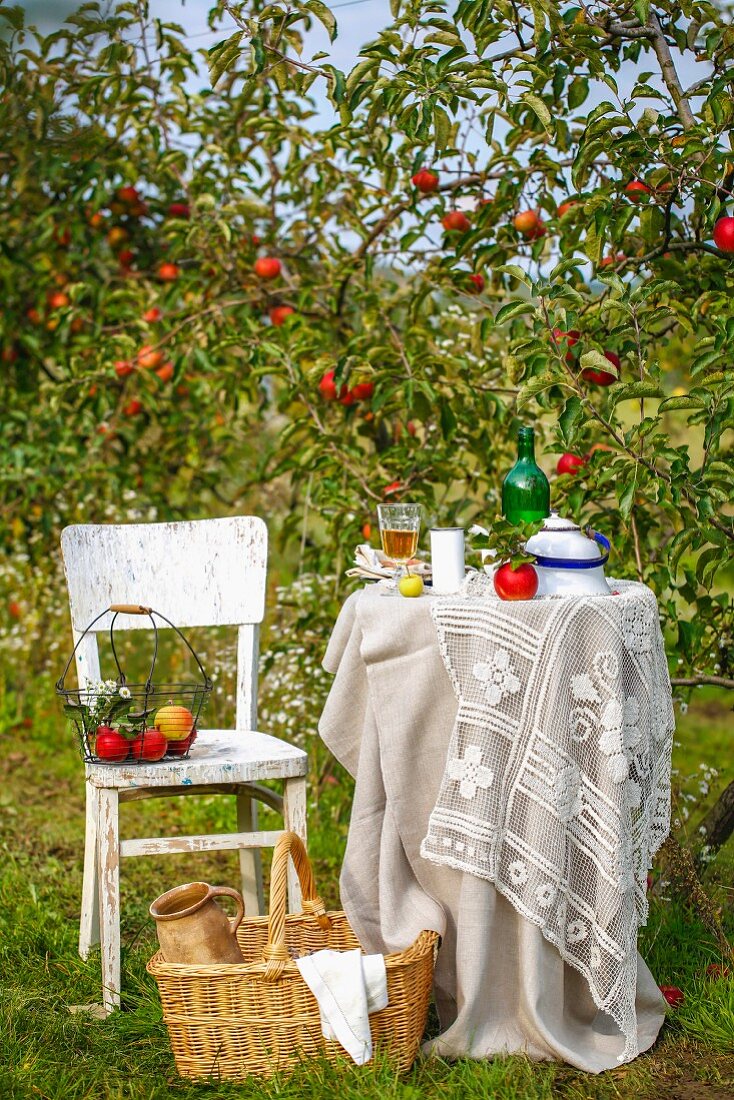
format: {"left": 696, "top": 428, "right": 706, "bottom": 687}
{"left": 319, "top": 581, "right": 671, "bottom": 1072}
{"left": 421, "top": 575, "right": 674, "bottom": 1061}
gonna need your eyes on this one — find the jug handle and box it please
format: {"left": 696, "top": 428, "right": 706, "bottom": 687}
{"left": 209, "top": 886, "right": 245, "bottom": 934}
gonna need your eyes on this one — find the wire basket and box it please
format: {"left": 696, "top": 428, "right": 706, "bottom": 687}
{"left": 148, "top": 832, "right": 438, "bottom": 1080}
{"left": 56, "top": 604, "right": 212, "bottom": 765}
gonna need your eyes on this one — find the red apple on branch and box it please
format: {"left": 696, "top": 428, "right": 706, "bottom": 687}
{"left": 411, "top": 169, "right": 439, "bottom": 193}
{"left": 351, "top": 381, "right": 374, "bottom": 401}
{"left": 158, "top": 262, "right": 180, "bottom": 282}
{"left": 269, "top": 305, "right": 295, "bottom": 326}
{"left": 116, "top": 185, "right": 140, "bottom": 204}
{"left": 513, "top": 210, "right": 545, "bottom": 239}
{"left": 114, "top": 360, "right": 134, "bottom": 378}
{"left": 442, "top": 210, "right": 471, "bottom": 232}
{"left": 254, "top": 256, "right": 282, "bottom": 279}
{"left": 582, "top": 351, "right": 619, "bottom": 386}
{"left": 143, "top": 307, "right": 163, "bottom": 322}
{"left": 468, "top": 273, "right": 485, "bottom": 292}
{"left": 167, "top": 202, "right": 190, "bottom": 218}
{"left": 494, "top": 562, "right": 538, "bottom": 601}
{"left": 318, "top": 370, "right": 338, "bottom": 401}
{"left": 624, "top": 180, "right": 652, "bottom": 202}
{"left": 556, "top": 452, "right": 586, "bottom": 475}
{"left": 557, "top": 200, "right": 577, "bottom": 217}
{"left": 713, "top": 216, "right": 734, "bottom": 252}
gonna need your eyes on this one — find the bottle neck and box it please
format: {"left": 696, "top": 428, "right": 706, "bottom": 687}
{"left": 516, "top": 431, "right": 535, "bottom": 461}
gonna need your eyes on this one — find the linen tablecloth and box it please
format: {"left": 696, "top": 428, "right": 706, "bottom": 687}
{"left": 319, "top": 583, "right": 670, "bottom": 1073}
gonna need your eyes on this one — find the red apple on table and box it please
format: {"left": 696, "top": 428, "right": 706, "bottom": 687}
{"left": 95, "top": 726, "right": 129, "bottom": 762}
{"left": 254, "top": 256, "right": 282, "bottom": 279}
{"left": 269, "top": 305, "right": 295, "bottom": 326}
{"left": 442, "top": 210, "right": 471, "bottom": 232}
{"left": 713, "top": 216, "right": 734, "bottom": 253}
{"left": 557, "top": 452, "right": 586, "bottom": 475}
{"left": 582, "top": 351, "right": 619, "bottom": 387}
{"left": 411, "top": 169, "right": 439, "bottom": 193}
{"left": 494, "top": 562, "right": 539, "bottom": 601}
{"left": 625, "top": 180, "right": 652, "bottom": 202}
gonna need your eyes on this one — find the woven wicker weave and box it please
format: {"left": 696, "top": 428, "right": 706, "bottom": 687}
{"left": 147, "top": 832, "right": 438, "bottom": 1080}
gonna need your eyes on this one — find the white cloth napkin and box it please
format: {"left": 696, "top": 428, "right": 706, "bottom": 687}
{"left": 295, "top": 948, "right": 388, "bottom": 1064}
{"left": 345, "top": 543, "right": 431, "bottom": 582}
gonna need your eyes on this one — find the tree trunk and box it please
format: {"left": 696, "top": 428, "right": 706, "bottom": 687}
{"left": 695, "top": 780, "right": 734, "bottom": 868}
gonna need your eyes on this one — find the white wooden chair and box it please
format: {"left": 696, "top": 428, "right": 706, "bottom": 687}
{"left": 60, "top": 516, "right": 308, "bottom": 1014}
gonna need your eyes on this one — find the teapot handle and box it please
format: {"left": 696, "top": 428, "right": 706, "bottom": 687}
{"left": 208, "top": 886, "right": 245, "bottom": 934}
{"left": 586, "top": 529, "right": 611, "bottom": 567}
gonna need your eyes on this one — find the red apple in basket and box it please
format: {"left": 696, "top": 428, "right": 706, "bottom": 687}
{"left": 166, "top": 731, "right": 194, "bottom": 756}
{"left": 154, "top": 703, "right": 194, "bottom": 741}
{"left": 129, "top": 727, "right": 167, "bottom": 761}
{"left": 494, "top": 562, "right": 538, "bottom": 601}
{"left": 94, "top": 726, "right": 129, "bottom": 762}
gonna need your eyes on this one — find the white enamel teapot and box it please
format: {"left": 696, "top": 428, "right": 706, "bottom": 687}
{"left": 524, "top": 512, "right": 611, "bottom": 596}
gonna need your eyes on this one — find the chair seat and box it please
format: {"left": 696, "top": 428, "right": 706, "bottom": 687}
{"left": 85, "top": 729, "right": 307, "bottom": 789}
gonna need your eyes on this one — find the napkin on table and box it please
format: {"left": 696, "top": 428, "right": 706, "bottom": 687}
{"left": 345, "top": 543, "right": 431, "bottom": 582}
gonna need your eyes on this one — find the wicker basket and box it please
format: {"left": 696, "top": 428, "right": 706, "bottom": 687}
{"left": 147, "top": 832, "right": 438, "bottom": 1080}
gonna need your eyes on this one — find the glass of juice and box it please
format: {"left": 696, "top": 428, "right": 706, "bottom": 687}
{"left": 377, "top": 504, "right": 421, "bottom": 581}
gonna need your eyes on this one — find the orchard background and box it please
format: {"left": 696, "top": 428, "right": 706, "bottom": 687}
{"left": 1, "top": 1, "right": 733, "bottom": 1097}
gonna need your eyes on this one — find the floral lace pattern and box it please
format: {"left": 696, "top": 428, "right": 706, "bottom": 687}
{"left": 421, "top": 577, "right": 674, "bottom": 1063}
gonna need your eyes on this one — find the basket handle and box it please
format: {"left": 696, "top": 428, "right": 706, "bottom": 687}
{"left": 109, "top": 604, "right": 153, "bottom": 615}
{"left": 262, "top": 832, "right": 331, "bottom": 981}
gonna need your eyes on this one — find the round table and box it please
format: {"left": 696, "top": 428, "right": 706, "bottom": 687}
{"left": 318, "top": 580, "right": 673, "bottom": 1072}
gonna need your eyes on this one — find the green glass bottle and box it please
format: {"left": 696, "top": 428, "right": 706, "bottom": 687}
{"left": 502, "top": 426, "right": 550, "bottom": 524}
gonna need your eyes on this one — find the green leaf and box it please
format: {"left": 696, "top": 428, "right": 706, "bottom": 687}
{"left": 523, "top": 92, "right": 552, "bottom": 131}
{"left": 517, "top": 372, "right": 561, "bottom": 409}
{"left": 659, "top": 395, "right": 706, "bottom": 412}
{"left": 305, "top": 0, "right": 337, "bottom": 41}
{"left": 559, "top": 395, "right": 584, "bottom": 446}
{"left": 610, "top": 381, "right": 662, "bottom": 403}
{"left": 634, "top": 0, "right": 651, "bottom": 22}
{"left": 580, "top": 349, "right": 618, "bottom": 377}
{"left": 494, "top": 301, "right": 535, "bottom": 325}
{"left": 207, "top": 30, "right": 244, "bottom": 86}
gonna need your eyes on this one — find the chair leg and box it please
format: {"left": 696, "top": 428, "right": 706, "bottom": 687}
{"left": 236, "top": 792, "right": 264, "bottom": 917}
{"left": 96, "top": 787, "right": 121, "bottom": 1014}
{"left": 79, "top": 781, "right": 100, "bottom": 959}
{"left": 283, "top": 775, "right": 307, "bottom": 913}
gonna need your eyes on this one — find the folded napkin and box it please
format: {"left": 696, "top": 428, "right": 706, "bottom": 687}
{"left": 294, "top": 948, "right": 388, "bottom": 1064}
{"left": 346, "top": 543, "right": 431, "bottom": 582}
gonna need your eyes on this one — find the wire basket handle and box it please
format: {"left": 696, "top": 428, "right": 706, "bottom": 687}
{"left": 262, "top": 832, "right": 331, "bottom": 981}
{"left": 56, "top": 605, "right": 212, "bottom": 694}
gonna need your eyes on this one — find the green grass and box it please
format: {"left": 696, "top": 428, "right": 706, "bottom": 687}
{"left": 0, "top": 681, "right": 732, "bottom": 1100}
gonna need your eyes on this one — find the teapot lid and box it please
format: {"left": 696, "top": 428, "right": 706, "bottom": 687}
{"left": 526, "top": 512, "right": 603, "bottom": 561}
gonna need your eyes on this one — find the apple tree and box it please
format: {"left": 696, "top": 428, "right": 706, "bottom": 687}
{"left": 0, "top": 1, "right": 733, "bottom": 848}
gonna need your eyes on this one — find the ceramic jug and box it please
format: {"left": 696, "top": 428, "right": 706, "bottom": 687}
{"left": 149, "top": 882, "right": 245, "bottom": 964}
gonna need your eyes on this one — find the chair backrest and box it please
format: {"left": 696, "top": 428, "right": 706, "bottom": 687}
{"left": 60, "top": 517, "right": 267, "bottom": 729}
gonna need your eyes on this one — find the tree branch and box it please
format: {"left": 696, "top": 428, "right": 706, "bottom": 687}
{"left": 671, "top": 675, "right": 734, "bottom": 689}
{"left": 647, "top": 13, "right": 696, "bottom": 131}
